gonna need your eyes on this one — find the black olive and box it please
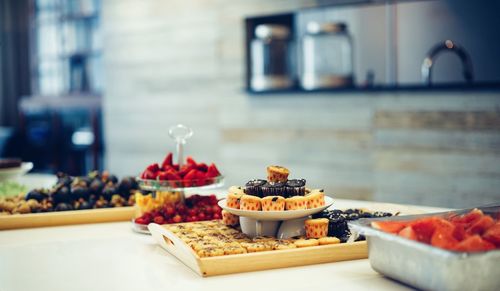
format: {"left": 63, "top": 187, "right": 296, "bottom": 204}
{"left": 70, "top": 186, "right": 90, "bottom": 201}
{"left": 101, "top": 186, "right": 117, "bottom": 201}
{"left": 56, "top": 173, "right": 73, "bottom": 187}
{"left": 87, "top": 170, "right": 101, "bottom": 180}
{"left": 87, "top": 197, "right": 96, "bottom": 207}
{"left": 89, "top": 179, "right": 104, "bottom": 194}
{"left": 52, "top": 186, "right": 71, "bottom": 204}
{"left": 117, "top": 177, "right": 136, "bottom": 198}
{"left": 77, "top": 201, "right": 92, "bottom": 210}
{"left": 54, "top": 202, "right": 73, "bottom": 211}
{"left": 80, "top": 176, "right": 92, "bottom": 186}
{"left": 25, "top": 189, "right": 48, "bottom": 202}
{"left": 108, "top": 175, "right": 118, "bottom": 184}
{"left": 361, "top": 212, "right": 373, "bottom": 218}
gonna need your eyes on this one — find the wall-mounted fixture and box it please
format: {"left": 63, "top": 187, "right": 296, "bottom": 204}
{"left": 243, "top": 1, "right": 500, "bottom": 94}
{"left": 421, "top": 40, "right": 474, "bottom": 86}
{"left": 301, "top": 22, "right": 354, "bottom": 90}
{"left": 250, "top": 24, "right": 294, "bottom": 91}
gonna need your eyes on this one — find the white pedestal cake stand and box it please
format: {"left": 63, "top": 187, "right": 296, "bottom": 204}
{"left": 218, "top": 196, "right": 334, "bottom": 238}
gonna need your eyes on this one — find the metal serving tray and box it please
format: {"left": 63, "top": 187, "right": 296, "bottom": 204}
{"left": 349, "top": 204, "right": 500, "bottom": 291}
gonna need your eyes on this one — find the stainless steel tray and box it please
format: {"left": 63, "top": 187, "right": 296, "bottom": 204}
{"left": 349, "top": 204, "right": 500, "bottom": 291}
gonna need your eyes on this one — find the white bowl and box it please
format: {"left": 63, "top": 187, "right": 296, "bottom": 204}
{"left": 0, "top": 162, "right": 33, "bottom": 181}
{"left": 218, "top": 196, "right": 334, "bottom": 221}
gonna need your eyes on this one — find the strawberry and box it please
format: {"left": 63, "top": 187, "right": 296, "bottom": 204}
{"left": 186, "top": 156, "right": 197, "bottom": 166}
{"left": 142, "top": 169, "right": 158, "bottom": 180}
{"left": 165, "top": 170, "right": 182, "bottom": 181}
{"left": 157, "top": 171, "right": 169, "bottom": 181}
{"left": 195, "top": 171, "right": 207, "bottom": 186}
{"left": 206, "top": 163, "right": 221, "bottom": 178}
{"left": 161, "top": 153, "right": 173, "bottom": 169}
{"left": 178, "top": 164, "right": 196, "bottom": 178}
{"left": 184, "top": 169, "right": 200, "bottom": 181}
{"left": 196, "top": 163, "right": 208, "bottom": 172}
{"left": 146, "top": 163, "right": 160, "bottom": 172}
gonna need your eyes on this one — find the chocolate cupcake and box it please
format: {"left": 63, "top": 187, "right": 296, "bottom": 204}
{"left": 244, "top": 179, "right": 267, "bottom": 197}
{"left": 261, "top": 182, "right": 285, "bottom": 197}
{"left": 285, "top": 179, "right": 306, "bottom": 197}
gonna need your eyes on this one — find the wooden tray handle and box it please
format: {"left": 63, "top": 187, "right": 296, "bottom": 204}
{"left": 148, "top": 223, "right": 202, "bottom": 275}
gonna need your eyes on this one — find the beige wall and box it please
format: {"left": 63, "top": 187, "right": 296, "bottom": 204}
{"left": 102, "top": 0, "right": 500, "bottom": 208}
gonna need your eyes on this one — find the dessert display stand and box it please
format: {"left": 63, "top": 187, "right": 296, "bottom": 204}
{"left": 132, "top": 125, "right": 225, "bottom": 234}
{"left": 218, "top": 196, "right": 334, "bottom": 238}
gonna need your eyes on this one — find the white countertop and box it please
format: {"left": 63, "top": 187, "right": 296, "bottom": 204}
{"left": 0, "top": 199, "right": 446, "bottom": 291}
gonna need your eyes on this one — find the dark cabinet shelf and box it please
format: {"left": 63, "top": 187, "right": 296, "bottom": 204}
{"left": 246, "top": 82, "right": 500, "bottom": 95}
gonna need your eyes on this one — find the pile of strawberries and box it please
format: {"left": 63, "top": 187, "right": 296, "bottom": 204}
{"left": 134, "top": 194, "right": 222, "bottom": 225}
{"left": 140, "top": 153, "right": 221, "bottom": 187}
{"left": 373, "top": 209, "right": 500, "bottom": 252}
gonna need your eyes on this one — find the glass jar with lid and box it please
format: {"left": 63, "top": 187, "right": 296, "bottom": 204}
{"left": 300, "top": 22, "right": 353, "bottom": 90}
{"left": 250, "top": 24, "right": 294, "bottom": 91}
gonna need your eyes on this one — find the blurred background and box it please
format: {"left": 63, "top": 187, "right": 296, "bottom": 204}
{"left": 1, "top": 0, "right": 500, "bottom": 208}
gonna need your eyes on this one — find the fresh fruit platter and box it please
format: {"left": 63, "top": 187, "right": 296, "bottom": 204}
{"left": 0, "top": 171, "right": 139, "bottom": 230}
{"left": 372, "top": 208, "right": 500, "bottom": 252}
{"left": 349, "top": 204, "right": 500, "bottom": 291}
{"left": 0, "top": 171, "right": 137, "bottom": 215}
{"left": 132, "top": 194, "right": 223, "bottom": 234}
{"left": 137, "top": 153, "right": 223, "bottom": 190}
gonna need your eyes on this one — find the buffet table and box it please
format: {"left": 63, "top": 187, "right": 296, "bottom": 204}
{"left": 0, "top": 199, "right": 446, "bottom": 291}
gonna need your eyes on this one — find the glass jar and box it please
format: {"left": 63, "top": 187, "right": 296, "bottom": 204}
{"left": 300, "top": 22, "right": 353, "bottom": 90}
{"left": 250, "top": 24, "right": 293, "bottom": 91}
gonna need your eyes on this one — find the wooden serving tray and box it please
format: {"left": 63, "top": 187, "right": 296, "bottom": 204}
{"left": 0, "top": 207, "right": 135, "bottom": 230}
{"left": 149, "top": 223, "right": 368, "bottom": 277}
